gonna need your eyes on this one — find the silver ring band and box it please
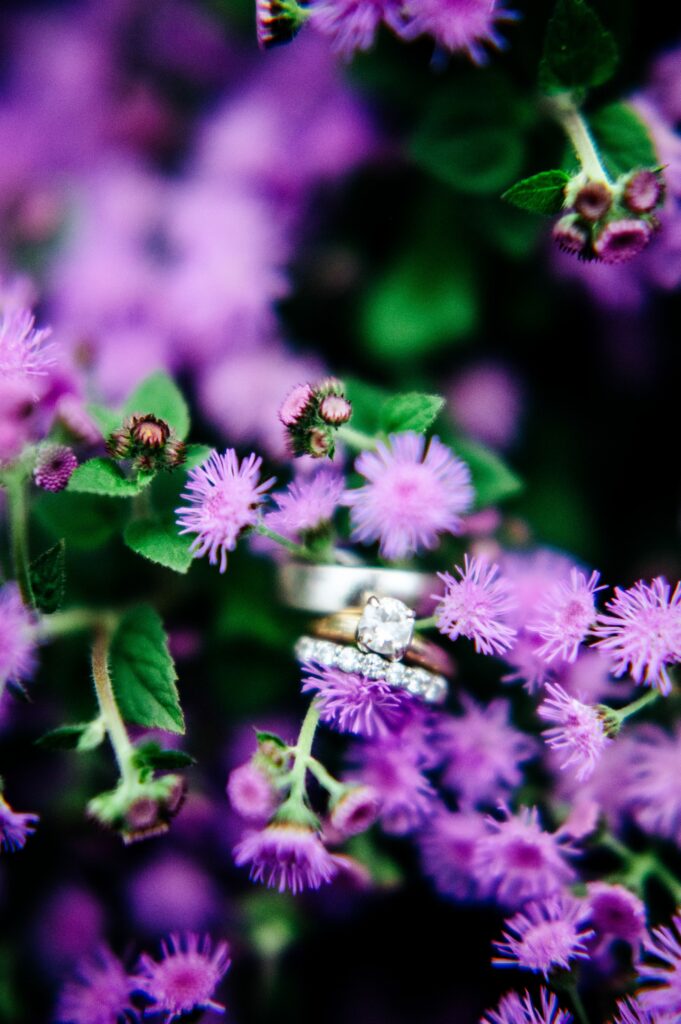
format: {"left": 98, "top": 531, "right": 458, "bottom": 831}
{"left": 278, "top": 562, "right": 435, "bottom": 614}
{"left": 295, "top": 635, "right": 448, "bottom": 705}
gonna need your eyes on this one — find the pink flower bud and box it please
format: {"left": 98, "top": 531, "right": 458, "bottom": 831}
{"left": 593, "top": 218, "right": 654, "bottom": 264}
{"left": 573, "top": 181, "right": 612, "bottom": 222}
{"left": 622, "top": 169, "right": 665, "bottom": 213}
{"left": 227, "top": 762, "right": 278, "bottom": 822}
{"left": 319, "top": 394, "right": 352, "bottom": 426}
{"left": 552, "top": 215, "right": 589, "bottom": 257}
{"left": 279, "top": 383, "right": 314, "bottom": 427}
{"left": 33, "top": 444, "right": 78, "bottom": 492}
{"left": 330, "top": 785, "right": 381, "bottom": 837}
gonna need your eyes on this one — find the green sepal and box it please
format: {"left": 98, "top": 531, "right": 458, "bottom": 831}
{"left": 132, "top": 741, "right": 196, "bottom": 772}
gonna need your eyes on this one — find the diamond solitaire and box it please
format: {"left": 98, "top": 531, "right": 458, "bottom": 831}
{"left": 355, "top": 595, "right": 415, "bottom": 661}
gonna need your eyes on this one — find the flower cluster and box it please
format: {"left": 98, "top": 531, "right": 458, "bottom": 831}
{"left": 279, "top": 377, "right": 352, "bottom": 458}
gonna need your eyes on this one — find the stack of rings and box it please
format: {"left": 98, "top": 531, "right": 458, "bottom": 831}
{"left": 282, "top": 565, "right": 451, "bottom": 706}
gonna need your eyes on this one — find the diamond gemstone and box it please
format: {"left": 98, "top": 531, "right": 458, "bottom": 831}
{"left": 336, "top": 646, "right": 363, "bottom": 673}
{"left": 385, "top": 662, "right": 407, "bottom": 686}
{"left": 362, "top": 654, "right": 388, "bottom": 679}
{"left": 356, "top": 596, "right": 415, "bottom": 660}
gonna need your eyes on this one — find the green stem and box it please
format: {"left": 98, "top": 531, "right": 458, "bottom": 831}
{"left": 615, "top": 688, "right": 660, "bottom": 723}
{"left": 91, "top": 623, "right": 135, "bottom": 785}
{"left": 567, "top": 985, "right": 590, "bottom": 1024}
{"left": 415, "top": 615, "right": 437, "bottom": 630}
{"left": 336, "top": 425, "right": 378, "bottom": 452}
{"left": 254, "top": 525, "right": 317, "bottom": 562}
{"left": 5, "top": 473, "right": 34, "bottom": 606}
{"left": 39, "top": 608, "right": 106, "bottom": 639}
{"left": 287, "top": 702, "right": 321, "bottom": 804}
{"left": 599, "top": 834, "right": 681, "bottom": 902}
{"left": 306, "top": 757, "right": 345, "bottom": 799}
{"left": 546, "top": 94, "right": 610, "bottom": 183}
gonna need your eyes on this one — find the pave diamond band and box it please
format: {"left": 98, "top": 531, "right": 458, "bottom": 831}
{"left": 294, "top": 635, "right": 448, "bottom": 705}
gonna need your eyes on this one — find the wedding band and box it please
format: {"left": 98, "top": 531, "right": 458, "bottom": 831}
{"left": 277, "top": 562, "right": 434, "bottom": 614}
{"left": 294, "top": 636, "right": 448, "bottom": 705}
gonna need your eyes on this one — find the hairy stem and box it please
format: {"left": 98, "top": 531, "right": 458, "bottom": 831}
{"left": 336, "top": 425, "right": 378, "bottom": 452}
{"left": 415, "top": 615, "right": 438, "bottom": 630}
{"left": 287, "top": 702, "right": 321, "bottom": 805}
{"left": 306, "top": 756, "right": 345, "bottom": 799}
{"left": 615, "top": 687, "right": 660, "bottom": 723}
{"left": 91, "top": 623, "right": 135, "bottom": 785}
{"left": 254, "top": 524, "right": 317, "bottom": 562}
{"left": 6, "top": 473, "right": 34, "bottom": 606}
{"left": 546, "top": 95, "right": 610, "bottom": 183}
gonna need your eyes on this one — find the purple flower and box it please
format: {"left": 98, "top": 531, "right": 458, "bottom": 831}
{"left": 434, "top": 696, "right": 537, "bottom": 807}
{"left": 0, "top": 307, "right": 54, "bottom": 394}
{"left": 346, "top": 733, "right": 438, "bottom": 835}
{"left": 127, "top": 855, "right": 219, "bottom": 934}
{"left": 586, "top": 882, "right": 646, "bottom": 950}
{"left": 0, "top": 582, "right": 37, "bottom": 694}
{"left": 434, "top": 555, "right": 516, "bottom": 656}
{"left": 33, "top": 443, "right": 78, "bottom": 492}
{"left": 502, "top": 633, "right": 555, "bottom": 693}
{"left": 593, "top": 219, "right": 655, "bottom": 264}
{"left": 329, "top": 785, "right": 381, "bottom": 836}
{"left": 638, "top": 912, "right": 681, "bottom": 1016}
{"left": 301, "top": 662, "right": 413, "bottom": 738}
{"left": 0, "top": 792, "right": 38, "bottom": 852}
{"left": 258, "top": 469, "right": 345, "bottom": 550}
{"left": 493, "top": 895, "right": 594, "bottom": 977}
{"left": 175, "top": 449, "right": 275, "bottom": 573}
{"left": 401, "top": 0, "right": 517, "bottom": 63}
{"left": 234, "top": 822, "right": 338, "bottom": 893}
{"left": 448, "top": 360, "right": 523, "bottom": 451}
{"left": 538, "top": 683, "right": 610, "bottom": 782}
{"left": 345, "top": 433, "right": 473, "bottom": 560}
{"left": 610, "top": 998, "right": 676, "bottom": 1024}
{"left": 473, "top": 805, "right": 577, "bottom": 907}
{"left": 593, "top": 577, "right": 681, "bottom": 695}
{"left": 56, "top": 946, "right": 137, "bottom": 1024}
{"left": 482, "top": 988, "right": 573, "bottom": 1024}
{"left": 308, "top": 0, "right": 401, "bottom": 58}
{"left": 500, "top": 549, "right": 577, "bottom": 630}
{"left": 625, "top": 724, "right": 681, "bottom": 844}
{"left": 530, "top": 569, "right": 603, "bottom": 664}
{"left": 227, "top": 762, "right": 278, "bottom": 822}
{"left": 417, "top": 808, "right": 491, "bottom": 901}
{"left": 134, "top": 933, "right": 230, "bottom": 1021}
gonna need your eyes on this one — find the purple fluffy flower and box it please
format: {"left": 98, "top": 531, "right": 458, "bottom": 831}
{"left": 329, "top": 785, "right": 381, "bottom": 836}
{"left": 234, "top": 822, "right": 338, "bottom": 893}
{"left": 482, "top": 987, "right": 573, "bottom": 1024}
{"left": 449, "top": 360, "right": 523, "bottom": 451}
{"left": 530, "top": 569, "right": 603, "bottom": 663}
{"left": 258, "top": 469, "right": 344, "bottom": 552}
{"left": 401, "top": 0, "right": 517, "bottom": 62}
{"left": 624, "top": 724, "right": 681, "bottom": 844}
{"left": 593, "top": 577, "right": 681, "bottom": 695}
{"left": 0, "top": 582, "right": 37, "bottom": 694}
{"left": 593, "top": 219, "right": 655, "bottom": 264}
{"left": 346, "top": 732, "right": 438, "bottom": 835}
{"left": 586, "top": 882, "right": 646, "bottom": 951}
{"left": 434, "top": 554, "right": 517, "bottom": 656}
{"left": 638, "top": 912, "right": 681, "bottom": 1016}
{"left": 493, "top": 895, "right": 594, "bottom": 977}
{"left": 0, "top": 792, "right": 38, "bottom": 852}
{"left": 301, "top": 662, "right": 413, "bottom": 738}
{"left": 538, "top": 684, "right": 610, "bottom": 782}
{"left": 610, "top": 998, "right": 676, "bottom": 1024}
{"left": 308, "top": 0, "right": 402, "bottom": 58}
{"left": 434, "top": 696, "right": 537, "bottom": 807}
{"left": 227, "top": 762, "right": 278, "bottom": 822}
{"left": 418, "top": 808, "right": 491, "bottom": 901}
{"left": 134, "top": 933, "right": 230, "bottom": 1021}
{"left": 175, "top": 449, "right": 275, "bottom": 573}
{"left": 0, "top": 307, "right": 54, "bottom": 394}
{"left": 345, "top": 433, "right": 473, "bottom": 561}
{"left": 473, "top": 805, "right": 577, "bottom": 906}
{"left": 56, "top": 946, "right": 137, "bottom": 1024}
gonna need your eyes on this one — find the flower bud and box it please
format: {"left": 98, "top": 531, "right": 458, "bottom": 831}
{"left": 33, "top": 444, "right": 78, "bottom": 492}
{"left": 279, "top": 383, "right": 314, "bottom": 428}
{"left": 573, "top": 181, "right": 612, "bottom": 222}
{"left": 593, "top": 218, "right": 653, "bottom": 264}
{"left": 622, "top": 169, "right": 665, "bottom": 213}
{"left": 256, "top": 0, "right": 306, "bottom": 50}
{"left": 319, "top": 394, "right": 352, "bottom": 426}
{"left": 308, "top": 428, "right": 333, "bottom": 458}
{"left": 329, "top": 785, "right": 381, "bottom": 837}
{"left": 130, "top": 413, "right": 170, "bottom": 449}
{"left": 552, "top": 215, "right": 589, "bottom": 257}
{"left": 227, "top": 762, "right": 278, "bottom": 822}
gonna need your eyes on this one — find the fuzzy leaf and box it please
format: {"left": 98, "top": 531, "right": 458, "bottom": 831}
{"left": 68, "top": 458, "right": 154, "bottom": 497}
{"left": 29, "top": 540, "right": 66, "bottom": 614}
{"left": 184, "top": 444, "right": 213, "bottom": 468}
{"left": 453, "top": 438, "right": 523, "bottom": 508}
{"left": 380, "top": 393, "right": 445, "bottom": 435}
{"left": 589, "top": 102, "right": 659, "bottom": 176}
{"left": 132, "top": 741, "right": 195, "bottom": 771}
{"left": 123, "top": 372, "right": 190, "bottom": 440}
{"left": 110, "top": 606, "right": 184, "bottom": 734}
{"left": 124, "top": 518, "right": 194, "bottom": 574}
{"left": 502, "top": 170, "right": 570, "bottom": 214}
{"left": 34, "top": 492, "right": 128, "bottom": 549}
{"left": 539, "top": 0, "right": 618, "bottom": 94}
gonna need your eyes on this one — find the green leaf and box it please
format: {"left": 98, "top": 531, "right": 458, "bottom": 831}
{"left": 453, "top": 438, "right": 523, "bottom": 508}
{"left": 123, "top": 372, "right": 190, "bottom": 440}
{"left": 29, "top": 540, "right": 65, "bottom": 614}
{"left": 132, "top": 741, "right": 195, "bottom": 771}
{"left": 255, "top": 730, "right": 288, "bottom": 749}
{"left": 36, "top": 719, "right": 105, "bottom": 752}
{"left": 344, "top": 378, "right": 389, "bottom": 437}
{"left": 184, "top": 444, "right": 212, "bottom": 468}
{"left": 68, "top": 458, "right": 154, "bottom": 497}
{"left": 589, "top": 102, "right": 658, "bottom": 177}
{"left": 86, "top": 403, "right": 120, "bottom": 438}
{"left": 124, "top": 518, "right": 194, "bottom": 574}
{"left": 34, "top": 492, "right": 128, "bottom": 549}
{"left": 411, "top": 78, "right": 526, "bottom": 195}
{"left": 539, "top": 0, "right": 618, "bottom": 95}
{"left": 380, "top": 393, "right": 445, "bottom": 435}
{"left": 502, "top": 170, "right": 569, "bottom": 215}
{"left": 362, "top": 243, "right": 477, "bottom": 359}
{"left": 110, "top": 606, "right": 184, "bottom": 734}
